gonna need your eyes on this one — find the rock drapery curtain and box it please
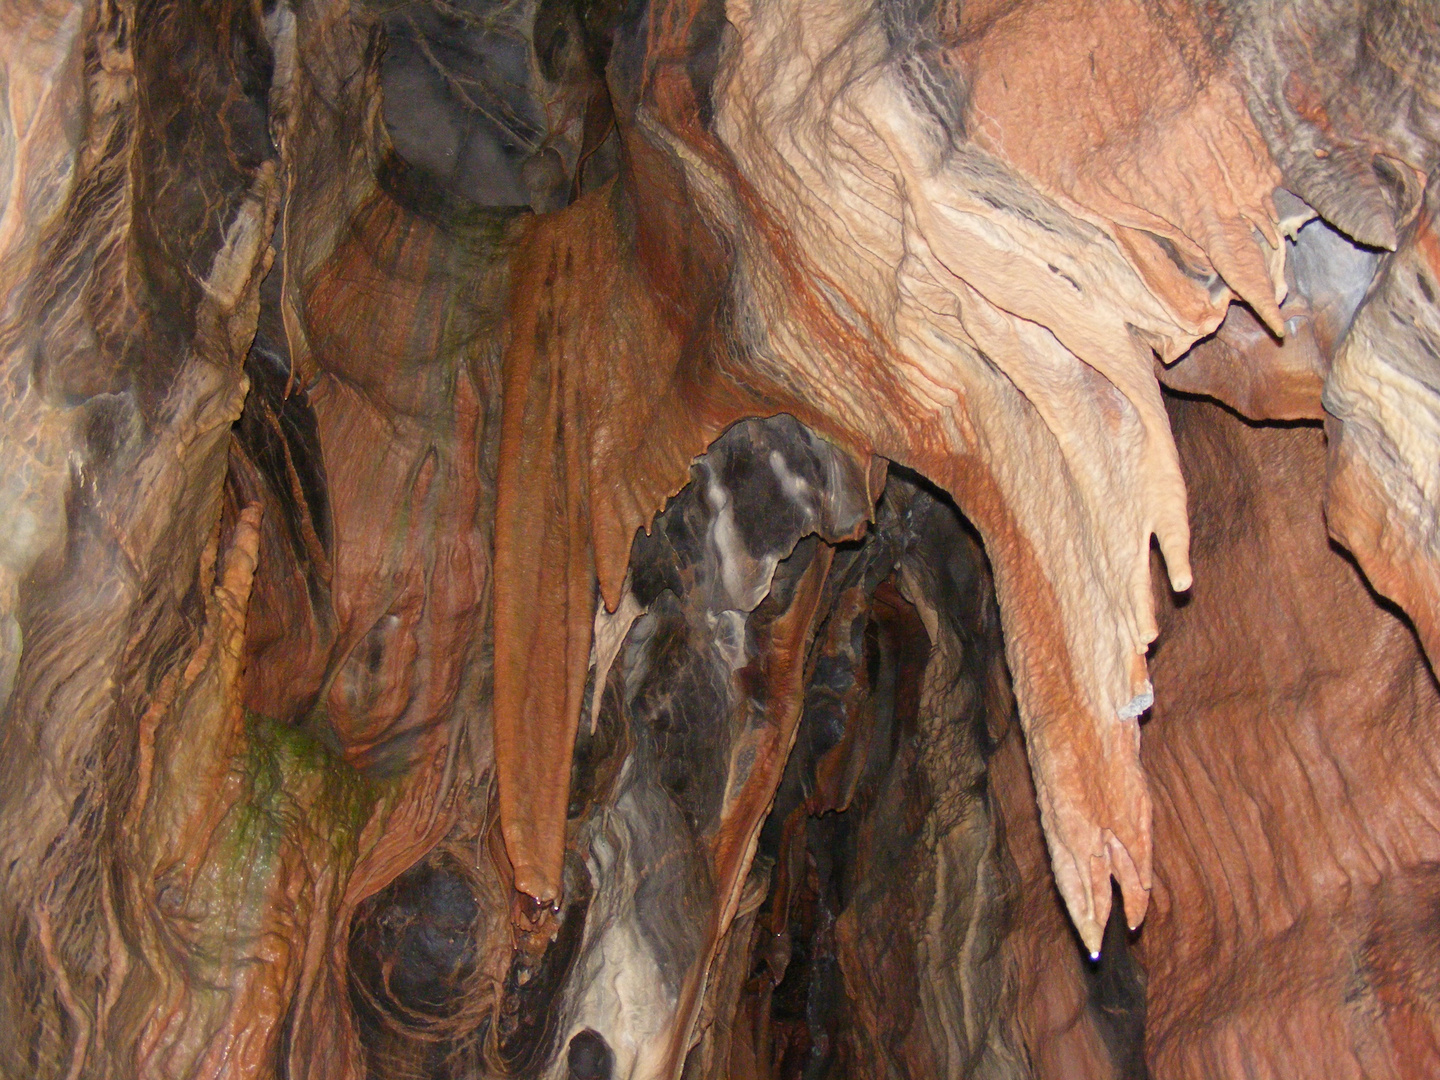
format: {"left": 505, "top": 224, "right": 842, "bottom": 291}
{"left": 2, "top": 0, "right": 1440, "bottom": 1076}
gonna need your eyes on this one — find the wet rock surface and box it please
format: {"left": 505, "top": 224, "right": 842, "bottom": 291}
{"left": 3, "top": 0, "right": 1440, "bottom": 1076}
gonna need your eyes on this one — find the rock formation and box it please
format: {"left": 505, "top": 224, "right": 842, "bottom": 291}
{"left": 1, "top": 0, "right": 1438, "bottom": 1075}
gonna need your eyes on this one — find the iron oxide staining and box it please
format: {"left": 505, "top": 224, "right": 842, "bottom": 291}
{"left": 5, "top": 0, "right": 1440, "bottom": 1075}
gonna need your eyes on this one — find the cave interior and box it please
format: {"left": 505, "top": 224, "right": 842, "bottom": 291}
{"left": 2, "top": 0, "right": 1440, "bottom": 1077}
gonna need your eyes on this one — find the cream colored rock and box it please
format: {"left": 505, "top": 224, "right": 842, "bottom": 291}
{"left": 702, "top": 0, "right": 1287, "bottom": 952}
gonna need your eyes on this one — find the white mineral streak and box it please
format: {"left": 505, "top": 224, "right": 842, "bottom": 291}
{"left": 590, "top": 586, "right": 645, "bottom": 733}
{"left": 0, "top": 0, "right": 87, "bottom": 711}
{"left": 702, "top": 0, "right": 1285, "bottom": 951}
{"left": 554, "top": 782, "right": 683, "bottom": 1080}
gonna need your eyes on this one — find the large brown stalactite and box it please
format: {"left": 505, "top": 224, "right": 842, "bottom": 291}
{"left": 3, "top": 0, "right": 1440, "bottom": 1076}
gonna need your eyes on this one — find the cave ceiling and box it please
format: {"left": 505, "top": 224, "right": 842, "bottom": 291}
{"left": 2, "top": 0, "right": 1440, "bottom": 1075}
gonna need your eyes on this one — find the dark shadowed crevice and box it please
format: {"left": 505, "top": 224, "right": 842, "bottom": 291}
{"left": 1086, "top": 882, "right": 1150, "bottom": 1079}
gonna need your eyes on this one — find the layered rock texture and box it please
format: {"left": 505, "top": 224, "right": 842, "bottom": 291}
{"left": 2, "top": 0, "right": 1439, "bottom": 1075}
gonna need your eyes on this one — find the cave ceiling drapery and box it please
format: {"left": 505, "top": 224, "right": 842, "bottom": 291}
{"left": 2, "top": 0, "right": 1440, "bottom": 1076}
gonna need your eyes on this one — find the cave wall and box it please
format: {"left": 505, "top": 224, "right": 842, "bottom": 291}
{"left": 2, "top": 0, "right": 1440, "bottom": 1076}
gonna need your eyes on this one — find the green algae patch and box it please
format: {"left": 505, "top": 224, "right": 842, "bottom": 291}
{"left": 231, "top": 708, "right": 393, "bottom": 860}
{"left": 190, "top": 711, "right": 401, "bottom": 949}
